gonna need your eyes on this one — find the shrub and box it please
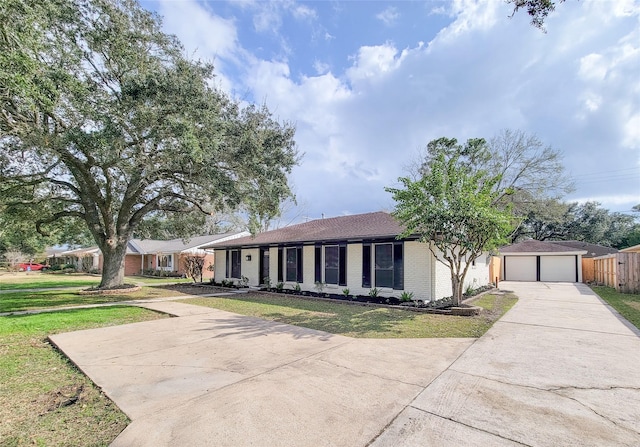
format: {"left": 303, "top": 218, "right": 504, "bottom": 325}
{"left": 400, "top": 291, "right": 414, "bottom": 302}
{"left": 368, "top": 288, "right": 380, "bottom": 298}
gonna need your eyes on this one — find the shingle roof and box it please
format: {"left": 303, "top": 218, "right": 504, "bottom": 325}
{"left": 549, "top": 241, "right": 618, "bottom": 258}
{"left": 620, "top": 243, "right": 640, "bottom": 253}
{"left": 128, "top": 233, "right": 246, "bottom": 254}
{"left": 500, "top": 239, "right": 587, "bottom": 254}
{"left": 210, "top": 212, "right": 406, "bottom": 248}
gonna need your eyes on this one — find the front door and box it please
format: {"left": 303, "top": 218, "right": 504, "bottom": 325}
{"left": 259, "top": 247, "right": 270, "bottom": 285}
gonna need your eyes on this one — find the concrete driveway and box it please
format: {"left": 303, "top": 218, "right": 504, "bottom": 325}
{"left": 371, "top": 282, "right": 640, "bottom": 446}
{"left": 49, "top": 282, "right": 640, "bottom": 446}
{"left": 49, "top": 302, "right": 474, "bottom": 446}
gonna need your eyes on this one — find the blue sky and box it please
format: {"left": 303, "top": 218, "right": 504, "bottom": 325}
{"left": 142, "top": 0, "right": 640, "bottom": 223}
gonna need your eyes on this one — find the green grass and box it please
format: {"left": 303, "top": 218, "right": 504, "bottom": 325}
{"left": 0, "top": 273, "right": 100, "bottom": 290}
{"left": 0, "top": 306, "right": 167, "bottom": 447}
{"left": 181, "top": 292, "right": 517, "bottom": 338}
{"left": 127, "top": 276, "right": 195, "bottom": 285}
{"left": 0, "top": 273, "right": 197, "bottom": 290}
{"left": 591, "top": 286, "right": 640, "bottom": 330}
{"left": 0, "top": 285, "right": 204, "bottom": 313}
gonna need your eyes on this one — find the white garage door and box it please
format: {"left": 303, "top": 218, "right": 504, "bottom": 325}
{"left": 540, "top": 256, "right": 576, "bottom": 282}
{"left": 504, "top": 256, "right": 537, "bottom": 281}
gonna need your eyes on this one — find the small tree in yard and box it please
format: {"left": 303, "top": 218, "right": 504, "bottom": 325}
{"left": 386, "top": 138, "right": 513, "bottom": 306}
{"left": 184, "top": 255, "right": 206, "bottom": 283}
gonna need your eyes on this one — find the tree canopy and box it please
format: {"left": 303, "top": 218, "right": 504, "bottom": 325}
{"left": 0, "top": 0, "right": 298, "bottom": 287}
{"left": 387, "top": 137, "right": 513, "bottom": 305}
{"left": 507, "top": 0, "right": 564, "bottom": 30}
{"left": 513, "top": 199, "right": 640, "bottom": 248}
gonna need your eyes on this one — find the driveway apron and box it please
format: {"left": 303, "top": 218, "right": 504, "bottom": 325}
{"left": 370, "top": 282, "right": 640, "bottom": 447}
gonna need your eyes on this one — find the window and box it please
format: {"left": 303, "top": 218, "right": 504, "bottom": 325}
{"left": 285, "top": 246, "right": 303, "bottom": 282}
{"left": 324, "top": 246, "right": 339, "bottom": 284}
{"left": 158, "top": 254, "right": 172, "bottom": 269}
{"left": 362, "top": 244, "right": 371, "bottom": 288}
{"left": 375, "top": 244, "right": 393, "bottom": 288}
{"left": 324, "top": 244, "right": 347, "bottom": 286}
{"left": 226, "top": 250, "right": 241, "bottom": 278}
{"left": 314, "top": 246, "right": 322, "bottom": 283}
{"left": 371, "top": 242, "right": 404, "bottom": 290}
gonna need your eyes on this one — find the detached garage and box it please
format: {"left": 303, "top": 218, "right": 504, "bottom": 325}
{"left": 500, "top": 240, "right": 587, "bottom": 283}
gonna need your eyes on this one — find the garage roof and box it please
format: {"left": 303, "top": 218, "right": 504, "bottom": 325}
{"left": 500, "top": 240, "right": 587, "bottom": 255}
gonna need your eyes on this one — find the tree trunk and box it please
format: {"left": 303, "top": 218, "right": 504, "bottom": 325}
{"left": 99, "top": 242, "right": 128, "bottom": 289}
{"left": 451, "top": 275, "right": 463, "bottom": 306}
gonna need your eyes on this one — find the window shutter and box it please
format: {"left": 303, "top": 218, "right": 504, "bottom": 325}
{"left": 339, "top": 244, "right": 347, "bottom": 286}
{"left": 297, "top": 246, "right": 303, "bottom": 283}
{"left": 393, "top": 242, "right": 404, "bottom": 290}
{"left": 362, "top": 243, "right": 371, "bottom": 288}
{"left": 278, "top": 247, "right": 283, "bottom": 282}
{"left": 225, "top": 251, "right": 230, "bottom": 278}
{"left": 314, "top": 245, "right": 322, "bottom": 283}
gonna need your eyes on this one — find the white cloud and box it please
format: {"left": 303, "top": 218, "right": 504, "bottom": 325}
{"left": 312, "top": 60, "right": 330, "bottom": 75}
{"left": 151, "top": 0, "right": 640, "bottom": 216}
{"left": 346, "top": 43, "right": 410, "bottom": 83}
{"left": 292, "top": 4, "right": 317, "bottom": 21}
{"left": 579, "top": 53, "right": 607, "bottom": 81}
{"left": 622, "top": 113, "right": 640, "bottom": 150}
{"left": 435, "top": 0, "right": 502, "bottom": 41}
{"left": 157, "top": 0, "right": 238, "bottom": 59}
{"left": 376, "top": 6, "right": 400, "bottom": 26}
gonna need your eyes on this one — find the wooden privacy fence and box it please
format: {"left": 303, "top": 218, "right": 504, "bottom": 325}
{"left": 593, "top": 253, "right": 640, "bottom": 294}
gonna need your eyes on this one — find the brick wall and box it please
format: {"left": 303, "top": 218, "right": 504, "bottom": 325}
{"left": 124, "top": 254, "right": 142, "bottom": 276}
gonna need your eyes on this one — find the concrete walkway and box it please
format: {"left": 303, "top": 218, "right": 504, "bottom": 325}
{"left": 48, "top": 282, "right": 640, "bottom": 446}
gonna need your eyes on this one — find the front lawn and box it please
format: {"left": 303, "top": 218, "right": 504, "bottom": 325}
{"left": 0, "top": 273, "right": 100, "bottom": 290}
{"left": 0, "top": 306, "right": 167, "bottom": 447}
{"left": 181, "top": 291, "right": 517, "bottom": 338}
{"left": 0, "top": 272, "right": 196, "bottom": 290}
{"left": 591, "top": 286, "right": 640, "bottom": 330}
{"left": 0, "top": 285, "right": 212, "bottom": 313}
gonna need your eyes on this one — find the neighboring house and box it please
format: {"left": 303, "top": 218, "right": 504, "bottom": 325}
{"left": 124, "top": 232, "right": 250, "bottom": 276}
{"left": 549, "top": 241, "right": 618, "bottom": 283}
{"left": 49, "top": 246, "right": 102, "bottom": 272}
{"left": 499, "top": 240, "right": 587, "bottom": 282}
{"left": 46, "top": 232, "right": 249, "bottom": 276}
{"left": 205, "top": 211, "right": 490, "bottom": 302}
{"left": 620, "top": 243, "right": 640, "bottom": 253}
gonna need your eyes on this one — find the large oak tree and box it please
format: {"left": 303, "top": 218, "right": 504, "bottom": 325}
{"left": 0, "top": 0, "right": 298, "bottom": 288}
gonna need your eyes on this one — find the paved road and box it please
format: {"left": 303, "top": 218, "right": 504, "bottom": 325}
{"left": 49, "top": 282, "right": 640, "bottom": 446}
